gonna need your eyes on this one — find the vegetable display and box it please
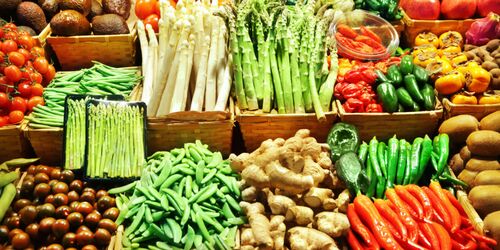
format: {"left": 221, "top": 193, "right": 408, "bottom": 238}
{"left": 347, "top": 182, "right": 498, "bottom": 250}
{"left": 335, "top": 23, "right": 387, "bottom": 56}
{"left": 109, "top": 141, "right": 241, "bottom": 249}
{"left": 27, "top": 62, "right": 141, "bottom": 129}
{"left": 354, "top": 0, "right": 402, "bottom": 21}
{"left": 86, "top": 101, "right": 146, "bottom": 179}
{"left": 0, "top": 22, "right": 53, "bottom": 127}
{"left": 0, "top": 165, "right": 119, "bottom": 249}
{"left": 230, "top": 129, "right": 350, "bottom": 249}
{"left": 139, "top": 0, "right": 232, "bottom": 116}
{"left": 400, "top": 0, "right": 495, "bottom": 20}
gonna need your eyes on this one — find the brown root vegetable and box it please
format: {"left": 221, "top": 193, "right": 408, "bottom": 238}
{"left": 464, "top": 44, "right": 478, "bottom": 51}
{"left": 466, "top": 157, "right": 500, "bottom": 171}
{"left": 287, "top": 227, "right": 339, "bottom": 250}
{"left": 485, "top": 39, "right": 500, "bottom": 53}
{"left": 285, "top": 206, "right": 314, "bottom": 226}
{"left": 458, "top": 169, "right": 479, "bottom": 187}
{"left": 91, "top": 14, "right": 129, "bottom": 35}
{"left": 483, "top": 211, "right": 500, "bottom": 250}
{"left": 460, "top": 146, "right": 472, "bottom": 163}
{"left": 474, "top": 170, "right": 500, "bottom": 186}
{"left": 464, "top": 51, "right": 476, "bottom": 60}
{"left": 241, "top": 186, "right": 258, "bottom": 202}
{"left": 489, "top": 68, "right": 500, "bottom": 90}
{"left": 240, "top": 202, "right": 273, "bottom": 249}
{"left": 88, "top": 0, "right": 102, "bottom": 20}
{"left": 468, "top": 185, "right": 500, "bottom": 217}
{"left": 439, "top": 115, "right": 479, "bottom": 145}
{"left": 480, "top": 111, "right": 500, "bottom": 132}
{"left": 265, "top": 189, "right": 296, "bottom": 215}
{"left": 482, "top": 61, "right": 499, "bottom": 71}
{"left": 449, "top": 153, "right": 465, "bottom": 174}
{"left": 270, "top": 215, "right": 286, "bottom": 250}
{"left": 335, "top": 189, "right": 350, "bottom": 213}
{"left": 466, "top": 130, "right": 500, "bottom": 157}
{"left": 240, "top": 228, "right": 255, "bottom": 246}
{"left": 102, "top": 0, "right": 130, "bottom": 19}
{"left": 58, "top": 0, "right": 91, "bottom": 16}
{"left": 303, "top": 187, "right": 333, "bottom": 208}
{"left": 314, "top": 212, "right": 350, "bottom": 238}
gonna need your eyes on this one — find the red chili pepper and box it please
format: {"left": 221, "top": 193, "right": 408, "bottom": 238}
{"left": 406, "top": 184, "right": 434, "bottom": 221}
{"left": 387, "top": 188, "right": 420, "bottom": 220}
{"left": 337, "top": 24, "right": 358, "bottom": 39}
{"left": 345, "top": 98, "right": 365, "bottom": 112}
{"left": 452, "top": 239, "right": 478, "bottom": 250}
{"left": 418, "top": 227, "right": 432, "bottom": 249}
{"left": 430, "top": 181, "right": 461, "bottom": 233}
{"left": 354, "top": 195, "right": 403, "bottom": 250}
{"left": 423, "top": 187, "right": 452, "bottom": 230}
{"left": 360, "top": 25, "right": 382, "bottom": 44}
{"left": 470, "top": 231, "right": 498, "bottom": 247}
{"left": 380, "top": 213, "right": 402, "bottom": 240}
{"left": 395, "top": 236, "right": 430, "bottom": 250}
{"left": 347, "top": 204, "right": 380, "bottom": 249}
{"left": 366, "top": 103, "right": 383, "bottom": 112}
{"left": 433, "top": 209, "right": 445, "bottom": 225}
{"left": 461, "top": 217, "right": 473, "bottom": 229}
{"left": 419, "top": 222, "right": 440, "bottom": 250}
{"left": 386, "top": 192, "right": 419, "bottom": 242}
{"left": 341, "top": 83, "right": 362, "bottom": 99}
{"left": 478, "top": 241, "right": 492, "bottom": 250}
{"left": 431, "top": 222, "right": 452, "bottom": 250}
{"left": 395, "top": 185, "right": 425, "bottom": 220}
{"left": 355, "top": 35, "right": 386, "bottom": 52}
{"left": 444, "top": 189, "right": 467, "bottom": 217}
{"left": 374, "top": 199, "right": 408, "bottom": 241}
{"left": 347, "top": 229, "right": 366, "bottom": 250}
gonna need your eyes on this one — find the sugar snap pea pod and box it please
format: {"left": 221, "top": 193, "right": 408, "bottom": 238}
{"left": 180, "top": 198, "right": 190, "bottom": 226}
{"left": 184, "top": 226, "right": 195, "bottom": 250}
{"left": 185, "top": 176, "right": 193, "bottom": 198}
{"left": 144, "top": 201, "right": 163, "bottom": 211}
{"left": 167, "top": 218, "right": 182, "bottom": 243}
{"left": 225, "top": 195, "right": 241, "bottom": 212}
{"left": 182, "top": 158, "right": 197, "bottom": 169}
{"left": 116, "top": 206, "right": 128, "bottom": 225}
{"left": 177, "top": 177, "right": 186, "bottom": 196}
{"left": 153, "top": 158, "right": 173, "bottom": 188}
{"left": 160, "top": 174, "right": 183, "bottom": 190}
{"left": 137, "top": 186, "right": 155, "bottom": 200}
{"left": 124, "top": 205, "right": 146, "bottom": 236}
{"left": 214, "top": 235, "right": 230, "bottom": 250}
{"left": 196, "top": 160, "right": 205, "bottom": 184}
{"left": 201, "top": 169, "right": 217, "bottom": 184}
{"left": 225, "top": 217, "right": 246, "bottom": 226}
{"left": 194, "top": 213, "right": 214, "bottom": 245}
{"left": 189, "top": 146, "right": 203, "bottom": 162}
{"left": 194, "top": 235, "right": 203, "bottom": 248}
{"left": 160, "top": 195, "right": 169, "bottom": 211}
{"left": 161, "top": 222, "right": 173, "bottom": 239}
{"left": 188, "top": 184, "right": 213, "bottom": 203}
{"left": 165, "top": 193, "right": 181, "bottom": 215}
{"left": 207, "top": 152, "right": 223, "bottom": 168}
{"left": 157, "top": 242, "right": 172, "bottom": 250}
{"left": 152, "top": 211, "right": 164, "bottom": 222}
{"left": 148, "top": 187, "right": 162, "bottom": 202}
{"left": 173, "top": 164, "right": 196, "bottom": 176}
{"left": 129, "top": 196, "right": 147, "bottom": 207}
{"left": 145, "top": 206, "right": 153, "bottom": 223}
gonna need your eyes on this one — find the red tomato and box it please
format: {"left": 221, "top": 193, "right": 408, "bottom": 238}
{"left": 31, "top": 83, "right": 44, "bottom": 97}
{"left": 30, "top": 72, "right": 43, "bottom": 84}
{"left": 144, "top": 14, "right": 159, "bottom": 33}
{"left": 34, "top": 57, "right": 49, "bottom": 74}
{"left": 0, "top": 116, "right": 8, "bottom": 127}
{"left": 28, "top": 96, "right": 44, "bottom": 111}
{"left": 10, "top": 97, "right": 27, "bottom": 113}
{"left": 17, "top": 48, "right": 31, "bottom": 61}
{"left": 4, "top": 31, "right": 17, "bottom": 41}
{"left": 154, "top": 1, "right": 161, "bottom": 15}
{"left": 4, "top": 65, "right": 22, "bottom": 82}
{"left": 0, "top": 76, "right": 10, "bottom": 92}
{"left": 135, "top": 0, "right": 158, "bottom": 19}
{"left": 2, "top": 40, "right": 18, "bottom": 53}
{"left": 9, "top": 110, "right": 24, "bottom": 124}
{"left": 17, "top": 35, "right": 34, "bottom": 50}
{"left": 31, "top": 47, "right": 45, "bottom": 57}
{"left": 0, "top": 51, "right": 5, "bottom": 62}
{"left": 0, "top": 29, "right": 4, "bottom": 39}
{"left": 44, "top": 65, "right": 56, "bottom": 84}
{"left": 8, "top": 52, "right": 25, "bottom": 67}
{"left": 0, "top": 93, "right": 9, "bottom": 109}
{"left": 18, "top": 82, "right": 32, "bottom": 98}
{"left": 3, "top": 23, "right": 17, "bottom": 31}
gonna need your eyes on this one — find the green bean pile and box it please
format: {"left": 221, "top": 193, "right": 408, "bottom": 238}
{"left": 109, "top": 142, "right": 243, "bottom": 250}
{"left": 28, "top": 62, "right": 141, "bottom": 129}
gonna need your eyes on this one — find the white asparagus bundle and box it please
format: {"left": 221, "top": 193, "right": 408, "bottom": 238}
{"left": 140, "top": 0, "right": 233, "bottom": 117}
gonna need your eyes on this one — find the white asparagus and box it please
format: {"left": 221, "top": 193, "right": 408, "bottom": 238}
{"left": 169, "top": 41, "right": 190, "bottom": 113}
{"left": 145, "top": 24, "right": 158, "bottom": 115}
{"left": 138, "top": 21, "right": 153, "bottom": 107}
{"left": 214, "top": 50, "right": 232, "bottom": 111}
{"left": 204, "top": 15, "right": 220, "bottom": 111}
{"left": 180, "top": 35, "right": 195, "bottom": 112}
{"left": 216, "top": 17, "right": 227, "bottom": 95}
{"left": 190, "top": 35, "right": 210, "bottom": 111}
{"left": 152, "top": 0, "right": 172, "bottom": 108}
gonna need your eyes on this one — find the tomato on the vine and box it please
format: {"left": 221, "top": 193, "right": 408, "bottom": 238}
{"left": 0, "top": 116, "right": 8, "bottom": 127}
{"left": 30, "top": 72, "right": 43, "bottom": 84}
{"left": 10, "top": 97, "right": 27, "bottom": 113}
{"left": 18, "top": 81, "right": 32, "bottom": 98}
{"left": 4, "top": 31, "right": 17, "bottom": 41}
{"left": 17, "top": 48, "right": 31, "bottom": 61}
{"left": 8, "top": 110, "right": 24, "bottom": 124}
{"left": 0, "top": 76, "right": 10, "bottom": 92}
{"left": 2, "top": 40, "right": 18, "bottom": 53}
{"left": 31, "top": 83, "right": 44, "bottom": 97}
{"left": 0, "top": 93, "right": 9, "bottom": 109}
{"left": 135, "top": 0, "right": 158, "bottom": 20}
{"left": 28, "top": 96, "right": 44, "bottom": 111}
{"left": 30, "top": 47, "right": 45, "bottom": 57}
{"left": 34, "top": 57, "right": 49, "bottom": 74}
{"left": 44, "top": 65, "right": 56, "bottom": 84}
{"left": 4, "top": 65, "right": 22, "bottom": 82}
{"left": 8, "top": 52, "right": 25, "bottom": 67}
{"left": 17, "top": 35, "right": 34, "bottom": 49}
{"left": 0, "top": 51, "right": 5, "bottom": 62}
{"left": 3, "top": 23, "right": 17, "bottom": 31}
{"left": 144, "top": 14, "right": 159, "bottom": 33}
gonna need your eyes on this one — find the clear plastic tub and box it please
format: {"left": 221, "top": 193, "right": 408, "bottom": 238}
{"left": 330, "top": 10, "right": 400, "bottom": 61}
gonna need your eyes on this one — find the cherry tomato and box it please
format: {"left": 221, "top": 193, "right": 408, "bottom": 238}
{"left": 30, "top": 72, "right": 43, "bottom": 84}
{"left": 135, "top": 0, "right": 157, "bottom": 19}
{"left": 10, "top": 97, "right": 27, "bottom": 113}
{"left": 17, "top": 35, "right": 34, "bottom": 50}
{"left": 4, "top": 31, "right": 17, "bottom": 41}
{"left": 28, "top": 96, "right": 44, "bottom": 111}
{"left": 18, "top": 82, "right": 32, "bottom": 98}
{"left": 0, "top": 76, "right": 11, "bottom": 93}
{"left": 0, "top": 116, "right": 8, "bottom": 127}
{"left": 154, "top": 1, "right": 160, "bottom": 15}
{"left": 2, "top": 40, "right": 18, "bottom": 53}
{"left": 4, "top": 65, "right": 22, "bottom": 82}
{"left": 4, "top": 23, "right": 17, "bottom": 31}
{"left": 34, "top": 57, "right": 49, "bottom": 74}
{"left": 31, "top": 83, "right": 44, "bottom": 97}
{"left": 144, "top": 14, "right": 159, "bottom": 33}
{"left": 0, "top": 29, "right": 4, "bottom": 39}
{"left": 8, "top": 51, "right": 25, "bottom": 67}
{"left": 0, "top": 51, "right": 5, "bottom": 62}
{"left": 30, "top": 47, "right": 45, "bottom": 58}
{"left": 44, "top": 64, "right": 56, "bottom": 84}
{"left": 0, "top": 93, "right": 9, "bottom": 109}
{"left": 9, "top": 110, "right": 24, "bottom": 124}
{"left": 17, "top": 48, "right": 31, "bottom": 61}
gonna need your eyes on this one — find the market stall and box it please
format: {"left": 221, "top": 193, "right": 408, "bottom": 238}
{"left": 0, "top": 0, "right": 499, "bottom": 249}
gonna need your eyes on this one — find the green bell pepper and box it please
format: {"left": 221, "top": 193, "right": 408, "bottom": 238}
{"left": 400, "top": 55, "right": 414, "bottom": 75}
{"left": 421, "top": 84, "right": 436, "bottom": 111}
{"left": 327, "top": 123, "right": 360, "bottom": 162}
{"left": 404, "top": 75, "right": 425, "bottom": 104}
{"left": 375, "top": 69, "right": 390, "bottom": 84}
{"left": 377, "top": 83, "right": 399, "bottom": 113}
{"left": 396, "top": 87, "right": 420, "bottom": 111}
{"left": 386, "top": 65, "right": 402, "bottom": 87}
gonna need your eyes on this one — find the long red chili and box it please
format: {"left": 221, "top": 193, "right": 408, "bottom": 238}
{"left": 395, "top": 185, "right": 425, "bottom": 220}
{"left": 407, "top": 184, "right": 434, "bottom": 221}
{"left": 387, "top": 199, "right": 419, "bottom": 242}
{"left": 419, "top": 222, "right": 440, "bottom": 250}
{"left": 470, "top": 231, "right": 498, "bottom": 247}
{"left": 387, "top": 188, "right": 420, "bottom": 219}
{"left": 423, "top": 187, "right": 452, "bottom": 230}
{"left": 478, "top": 241, "right": 493, "bottom": 250}
{"left": 418, "top": 227, "right": 432, "bottom": 249}
{"left": 395, "top": 235, "right": 430, "bottom": 250}
{"left": 461, "top": 216, "right": 473, "bottom": 229}
{"left": 444, "top": 189, "right": 467, "bottom": 217}
{"left": 354, "top": 195, "right": 403, "bottom": 250}
{"left": 374, "top": 199, "right": 408, "bottom": 241}
{"left": 381, "top": 214, "right": 402, "bottom": 240}
{"left": 452, "top": 239, "right": 478, "bottom": 250}
{"left": 431, "top": 222, "right": 452, "bottom": 250}
{"left": 347, "top": 203, "right": 380, "bottom": 249}
{"left": 347, "top": 229, "right": 365, "bottom": 250}
{"left": 430, "top": 181, "right": 461, "bottom": 233}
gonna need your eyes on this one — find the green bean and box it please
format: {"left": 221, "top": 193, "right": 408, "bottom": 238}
{"left": 124, "top": 205, "right": 146, "bottom": 236}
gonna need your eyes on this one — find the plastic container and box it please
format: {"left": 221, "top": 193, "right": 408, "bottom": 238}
{"left": 330, "top": 10, "right": 400, "bottom": 60}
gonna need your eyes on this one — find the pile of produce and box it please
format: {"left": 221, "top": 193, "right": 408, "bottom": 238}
{"left": 0, "top": 22, "right": 53, "bottom": 127}
{"left": 231, "top": 0, "right": 353, "bottom": 120}
{"left": 109, "top": 141, "right": 242, "bottom": 249}
{"left": 354, "top": 0, "right": 402, "bottom": 21}
{"left": 139, "top": 0, "right": 232, "bottom": 117}
{"left": 27, "top": 62, "right": 141, "bottom": 129}
{"left": 0, "top": 158, "right": 35, "bottom": 222}
{"left": 230, "top": 129, "right": 350, "bottom": 249}
{"left": 347, "top": 182, "right": 497, "bottom": 249}
{"left": 335, "top": 23, "right": 388, "bottom": 56}
{"left": 86, "top": 101, "right": 146, "bottom": 179}
{"left": 400, "top": 0, "right": 499, "bottom": 20}
{"left": 464, "top": 39, "right": 500, "bottom": 92}
{"left": 134, "top": 0, "right": 161, "bottom": 32}
{"left": 0, "top": 165, "right": 119, "bottom": 249}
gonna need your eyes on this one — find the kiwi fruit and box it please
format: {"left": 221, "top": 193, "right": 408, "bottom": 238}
{"left": 91, "top": 14, "right": 129, "bottom": 35}
{"left": 16, "top": 2, "right": 48, "bottom": 33}
{"left": 50, "top": 10, "right": 91, "bottom": 36}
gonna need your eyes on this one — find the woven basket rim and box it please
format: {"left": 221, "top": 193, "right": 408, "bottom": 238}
{"left": 336, "top": 99, "right": 444, "bottom": 118}
{"left": 443, "top": 98, "right": 500, "bottom": 109}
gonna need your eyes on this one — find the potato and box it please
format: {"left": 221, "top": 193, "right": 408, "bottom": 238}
{"left": 466, "top": 130, "right": 500, "bottom": 157}
{"left": 458, "top": 169, "right": 479, "bottom": 187}
{"left": 459, "top": 146, "right": 471, "bottom": 163}
{"left": 474, "top": 170, "right": 500, "bottom": 186}
{"left": 480, "top": 111, "right": 500, "bottom": 132}
{"left": 449, "top": 153, "right": 465, "bottom": 175}
{"left": 484, "top": 211, "right": 500, "bottom": 250}
{"left": 466, "top": 157, "right": 500, "bottom": 171}
{"left": 469, "top": 185, "right": 500, "bottom": 217}
{"left": 439, "top": 115, "right": 479, "bottom": 145}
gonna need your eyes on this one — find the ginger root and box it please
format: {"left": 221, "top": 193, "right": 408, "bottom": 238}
{"left": 265, "top": 189, "right": 296, "bottom": 215}
{"left": 287, "top": 227, "right": 339, "bottom": 250}
{"left": 314, "top": 212, "right": 350, "bottom": 238}
{"left": 242, "top": 186, "right": 258, "bottom": 202}
{"left": 335, "top": 189, "right": 351, "bottom": 213}
{"left": 240, "top": 202, "right": 273, "bottom": 249}
{"left": 303, "top": 187, "right": 334, "bottom": 208}
{"left": 240, "top": 228, "right": 256, "bottom": 246}
{"left": 270, "top": 215, "right": 286, "bottom": 250}
{"left": 285, "top": 206, "right": 314, "bottom": 226}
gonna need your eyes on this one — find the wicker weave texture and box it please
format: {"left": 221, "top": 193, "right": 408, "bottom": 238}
{"left": 443, "top": 98, "right": 500, "bottom": 120}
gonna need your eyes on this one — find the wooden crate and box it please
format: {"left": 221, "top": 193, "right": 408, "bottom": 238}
{"left": 46, "top": 25, "right": 137, "bottom": 70}
{"left": 401, "top": 11, "right": 476, "bottom": 47}
{"left": 443, "top": 98, "right": 500, "bottom": 120}
{"left": 236, "top": 105, "right": 338, "bottom": 152}
{"left": 336, "top": 100, "right": 443, "bottom": 142}
{"left": 22, "top": 127, "right": 63, "bottom": 166}
{"left": 147, "top": 101, "right": 235, "bottom": 157}
{"left": 0, "top": 123, "right": 31, "bottom": 162}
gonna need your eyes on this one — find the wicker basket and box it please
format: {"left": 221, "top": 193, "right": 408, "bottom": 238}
{"left": 401, "top": 11, "right": 476, "bottom": 47}
{"left": 443, "top": 98, "right": 500, "bottom": 120}
{"left": 46, "top": 25, "right": 137, "bottom": 70}
{"left": 0, "top": 123, "right": 31, "bottom": 162}
{"left": 336, "top": 99, "right": 443, "bottom": 142}
{"left": 236, "top": 104, "right": 338, "bottom": 152}
{"left": 147, "top": 101, "right": 235, "bottom": 157}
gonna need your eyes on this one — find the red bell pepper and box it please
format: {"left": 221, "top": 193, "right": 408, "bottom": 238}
{"left": 344, "top": 98, "right": 365, "bottom": 113}
{"left": 366, "top": 103, "right": 383, "bottom": 112}
{"left": 341, "top": 83, "right": 363, "bottom": 99}
{"left": 344, "top": 67, "right": 378, "bottom": 85}
{"left": 335, "top": 82, "right": 347, "bottom": 101}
